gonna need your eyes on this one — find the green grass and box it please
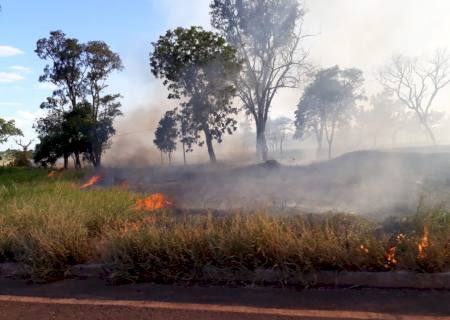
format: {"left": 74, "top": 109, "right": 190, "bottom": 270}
{"left": 0, "top": 167, "right": 449, "bottom": 283}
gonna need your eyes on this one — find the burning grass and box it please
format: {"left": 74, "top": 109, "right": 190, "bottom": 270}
{"left": 0, "top": 167, "right": 449, "bottom": 283}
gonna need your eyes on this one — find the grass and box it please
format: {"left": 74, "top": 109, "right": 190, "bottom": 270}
{"left": 0, "top": 167, "right": 449, "bottom": 283}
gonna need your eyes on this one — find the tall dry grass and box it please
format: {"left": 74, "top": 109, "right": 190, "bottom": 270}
{"left": 0, "top": 167, "right": 449, "bottom": 282}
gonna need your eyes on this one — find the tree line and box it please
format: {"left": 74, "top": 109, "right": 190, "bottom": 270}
{"left": 2, "top": 0, "right": 450, "bottom": 167}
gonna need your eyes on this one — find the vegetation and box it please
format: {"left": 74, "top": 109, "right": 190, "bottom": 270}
{"left": 0, "top": 168, "right": 448, "bottom": 283}
{"left": 34, "top": 30, "right": 123, "bottom": 169}
{"left": 0, "top": 118, "right": 22, "bottom": 145}
{"left": 153, "top": 110, "right": 178, "bottom": 165}
{"left": 211, "top": 0, "right": 309, "bottom": 161}
{"left": 295, "top": 66, "right": 365, "bottom": 159}
{"left": 378, "top": 49, "right": 450, "bottom": 144}
{"left": 150, "top": 26, "right": 241, "bottom": 163}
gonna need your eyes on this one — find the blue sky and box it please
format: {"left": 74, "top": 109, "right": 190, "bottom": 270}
{"left": 0, "top": 0, "right": 210, "bottom": 150}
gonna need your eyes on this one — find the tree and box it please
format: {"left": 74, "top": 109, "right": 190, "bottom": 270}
{"left": 154, "top": 110, "right": 178, "bottom": 165}
{"left": 295, "top": 66, "right": 364, "bottom": 159}
{"left": 378, "top": 49, "right": 450, "bottom": 144}
{"left": 35, "top": 31, "right": 123, "bottom": 168}
{"left": 11, "top": 139, "right": 33, "bottom": 167}
{"left": 84, "top": 41, "right": 123, "bottom": 167}
{"left": 0, "top": 118, "right": 22, "bottom": 144}
{"left": 266, "top": 117, "right": 293, "bottom": 154}
{"left": 210, "top": 0, "right": 309, "bottom": 161}
{"left": 355, "top": 89, "right": 407, "bottom": 147}
{"left": 34, "top": 105, "right": 91, "bottom": 168}
{"left": 150, "top": 26, "right": 241, "bottom": 163}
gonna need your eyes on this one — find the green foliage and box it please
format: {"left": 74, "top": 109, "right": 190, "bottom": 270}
{"left": 35, "top": 30, "right": 123, "bottom": 168}
{"left": 154, "top": 110, "right": 178, "bottom": 163}
{"left": 0, "top": 118, "right": 22, "bottom": 144}
{"left": 150, "top": 26, "right": 241, "bottom": 162}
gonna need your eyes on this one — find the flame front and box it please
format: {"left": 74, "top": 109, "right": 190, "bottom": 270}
{"left": 135, "top": 193, "right": 172, "bottom": 211}
{"left": 417, "top": 226, "right": 429, "bottom": 259}
{"left": 80, "top": 175, "right": 102, "bottom": 189}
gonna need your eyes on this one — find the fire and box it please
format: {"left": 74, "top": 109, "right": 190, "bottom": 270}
{"left": 80, "top": 174, "right": 102, "bottom": 189}
{"left": 386, "top": 246, "right": 397, "bottom": 266}
{"left": 385, "top": 233, "right": 406, "bottom": 268}
{"left": 417, "top": 226, "right": 429, "bottom": 259}
{"left": 135, "top": 193, "right": 172, "bottom": 211}
{"left": 359, "top": 244, "right": 369, "bottom": 253}
{"left": 48, "top": 171, "right": 57, "bottom": 178}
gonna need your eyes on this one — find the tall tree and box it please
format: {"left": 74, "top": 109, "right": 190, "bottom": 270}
{"left": 378, "top": 49, "right": 450, "bottom": 143}
{"left": 84, "top": 41, "right": 123, "bottom": 167}
{"left": 154, "top": 110, "right": 178, "bottom": 165}
{"left": 210, "top": 0, "right": 309, "bottom": 161}
{"left": 150, "top": 26, "right": 241, "bottom": 163}
{"left": 0, "top": 118, "right": 22, "bottom": 144}
{"left": 295, "top": 66, "right": 364, "bottom": 159}
{"left": 36, "top": 30, "right": 86, "bottom": 167}
{"left": 35, "top": 31, "right": 123, "bottom": 168}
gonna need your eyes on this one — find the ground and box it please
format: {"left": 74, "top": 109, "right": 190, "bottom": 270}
{"left": 0, "top": 278, "right": 449, "bottom": 319}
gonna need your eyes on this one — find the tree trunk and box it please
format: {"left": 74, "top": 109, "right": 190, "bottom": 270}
{"left": 74, "top": 152, "right": 82, "bottom": 169}
{"left": 422, "top": 119, "right": 436, "bottom": 144}
{"left": 256, "top": 121, "right": 268, "bottom": 161}
{"left": 160, "top": 151, "right": 163, "bottom": 165}
{"left": 182, "top": 142, "right": 186, "bottom": 165}
{"left": 327, "top": 140, "right": 333, "bottom": 160}
{"left": 203, "top": 127, "right": 217, "bottom": 163}
{"left": 63, "top": 154, "right": 69, "bottom": 170}
{"left": 315, "top": 125, "right": 324, "bottom": 159}
{"left": 93, "top": 153, "right": 101, "bottom": 168}
{"left": 168, "top": 152, "right": 172, "bottom": 166}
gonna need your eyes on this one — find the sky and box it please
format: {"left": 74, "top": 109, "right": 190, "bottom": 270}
{"left": 1, "top": 0, "right": 450, "bottom": 152}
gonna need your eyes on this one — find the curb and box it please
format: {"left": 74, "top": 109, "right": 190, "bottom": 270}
{"left": 1, "top": 263, "right": 449, "bottom": 289}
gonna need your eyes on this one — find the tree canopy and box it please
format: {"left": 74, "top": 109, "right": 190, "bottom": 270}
{"left": 154, "top": 110, "right": 178, "bottom": 165}
{"left": 150, "top": 26, "right": 241, "bottom": 163}
{"left": 0, "top": 118, "right": 22, "bottom": 144}
{"left": 35, "top": 30, "right": 123, "bottom": 168}
{"left": 211, "top": 0, "right": 309, "bottom": 160}
{"left": 295, "top": 66, "right": 365, "bottom": 159}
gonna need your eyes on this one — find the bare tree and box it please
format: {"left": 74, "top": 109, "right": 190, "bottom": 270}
{"left": 15, "top": 139, "right": 33, "bottom": 152}
{"left": 211, "top": 0, "right": 309, "bottom": 161}
{"left": 378, "top": 49, "right": 450, "bottom": 143}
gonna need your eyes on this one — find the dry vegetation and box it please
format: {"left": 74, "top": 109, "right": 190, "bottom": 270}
{"left": 0, "top": 167, "right": 449, "bottom": 283}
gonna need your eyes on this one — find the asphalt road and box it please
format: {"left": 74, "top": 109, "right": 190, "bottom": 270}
{"left": 0, "top": 278, "right": 449, "bottom": 320}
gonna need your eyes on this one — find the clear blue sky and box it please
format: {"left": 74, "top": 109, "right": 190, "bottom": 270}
{"left": 0, "top": 0, "right": 210, "bottom": 149}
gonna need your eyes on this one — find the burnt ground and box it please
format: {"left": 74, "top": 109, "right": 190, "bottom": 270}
{"left": 97, "top": 148, "right": 450, "bottom": 218}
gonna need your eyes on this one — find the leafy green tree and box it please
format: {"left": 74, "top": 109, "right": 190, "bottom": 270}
{"left": 35, "top": 31, "right": 123, "bottom": 168}
{"left": 154, "top": 110, "right": 178, "bottom": 165}
{"left": 34, "top": 105, "right": 91, "bottom": 168}
{"left": 84, "top": 41, "right": 123, "bottom": 167}
{"left": 295, "top": 66, "right": 365, "bottom": 159}
{"left": 150, "top": 26, "right": 241, "bottom": 163}
{"left": 210, "top": 0, "right": 309, "bottom": 161}
{"left": 0, "top": 118, "right": 22, "bottom": 144}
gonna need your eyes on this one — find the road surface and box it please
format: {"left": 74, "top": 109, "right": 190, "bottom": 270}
{"left": 0, "top": 278, "right": 448, "bottom": 319}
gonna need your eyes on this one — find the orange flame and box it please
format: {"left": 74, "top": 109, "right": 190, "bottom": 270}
{"left": 359, "top": 244, "right": 369, "bottom": 254}
{"left": 417, "top": 226, "right": 429, "bottom": 259}
{"left": 386, "top": 246, "right": 397, "bottom": 265}
{"left": 80, "top": 175, "right": 102, "bottom": 189}
{"left": 48, "top": 171, "right": 57, "bottom": 178}
{"left": 134, "top": 193, "right": 172, "bottom": 211}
